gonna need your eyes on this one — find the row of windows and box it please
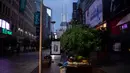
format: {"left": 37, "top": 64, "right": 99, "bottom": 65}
{"left": 0, "top": 1, "right": 10, "bottom": 16}
{"left": 27, "top": 0, "right": 34, "bottom": 13}
{"left": 24, "top": 12, "right": 33, "bottom": 26}
{"left": 0, "top": 1, "right": 35, "bottom": 37}
{"left": 25, "top": 7, "right": 34, "bottom": 22}
{"left": 5, "top": 0, "right": 19, "bottom": 10}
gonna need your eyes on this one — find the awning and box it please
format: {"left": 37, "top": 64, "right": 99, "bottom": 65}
{"left": 116, "top": 13, "right": 130, "bottom": 26}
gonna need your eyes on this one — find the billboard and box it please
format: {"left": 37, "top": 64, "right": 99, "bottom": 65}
{"left": 86, "top": 0, "right": 103, "bottom": 27}
{"left": 51, "top": 41, "right": 60, "bottom": 55}
{"left": 34, "top": 11, "right": 40, "bottom": 25}
{"left": 0, "top": 19, "right": 12, "bottom": 35}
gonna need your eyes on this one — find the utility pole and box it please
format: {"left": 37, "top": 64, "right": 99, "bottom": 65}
{"left": 39, "top": 0, "right": 43, "bottom": 73}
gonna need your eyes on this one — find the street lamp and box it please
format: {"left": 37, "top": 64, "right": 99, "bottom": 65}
{"left": 51, "top": 21, "right": 56, "bottom": 24}
{"left": 39, "top": 0, "right": 43, "bottom": 73}
{"left": 51, "top": 21, "right": 56, "bottom": 33}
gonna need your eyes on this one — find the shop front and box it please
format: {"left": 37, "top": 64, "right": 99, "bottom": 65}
{"left": 0, "top": 19, "right": 13, "bottom": 56}
{"left": 116, "top": 13, "right": 130, "bottom": 53}
{"left": 108, "top": 13, "right": 130, "bottom": 53}
{"left": 96, "top": 22, "right": 107, "bottom": 30}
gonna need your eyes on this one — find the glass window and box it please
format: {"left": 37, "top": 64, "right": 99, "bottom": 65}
{"left": 5, "top": 7, "right": 8, "bottom": 15}
{"left": 0, "top": 1, "right": 2, "bottom": 12}
{"left": 2, "top": 20, "right": 6, "bottom": 29}
{"left": 8, "top": 8, "right": 10, "bottom": 16}
{"left": 6, "top": 22, "right": 10, "bottom": 30}
{"left": 2, "top": 4, "right": 5, "bottom": 13}
{"left": 0, "top": 19, "right": 2, "bottom": 27}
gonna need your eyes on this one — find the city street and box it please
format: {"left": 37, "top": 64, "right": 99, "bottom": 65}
{"left": 0, "top": 49, "right": 50, "bottom": 73}
{"left": 0, "top": 0, "right": 130, "bottom": 73}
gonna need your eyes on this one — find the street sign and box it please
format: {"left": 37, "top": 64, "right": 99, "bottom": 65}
{"left": 34, "top": 11, "right": 40, "bottom": 25}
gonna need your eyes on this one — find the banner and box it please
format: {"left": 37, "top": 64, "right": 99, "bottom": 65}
{"left": 51, "top": 41, "right": 61, "bottom": 55}
{"left": 19, "top": 0, "right": 27, "bottom": 12}
{"left": 34, "top": 11, "right": 40, "bottom": 25}
{"left": 88, "top": 0, "right": 103, "bottom": 27}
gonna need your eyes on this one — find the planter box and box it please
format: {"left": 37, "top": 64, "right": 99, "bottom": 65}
{"left": 60, "top": 68, "right": 66, "bottom": 73}
{"left": 66, "top": 65, "right": 92, "bottom": 73}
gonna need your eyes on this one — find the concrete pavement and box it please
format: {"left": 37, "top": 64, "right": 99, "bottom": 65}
{"left": 0, "top": 49, "right": 50, "bottom": 73}
{"left": 31, "top": 55, "right": 61, "bottom": 73}
{"left": 100, "top": 53, "right": 130, "bottom": 73}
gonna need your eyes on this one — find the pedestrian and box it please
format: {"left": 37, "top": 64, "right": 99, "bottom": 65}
{"left": 16, "top": 43, "right": 20, "bottom": 56}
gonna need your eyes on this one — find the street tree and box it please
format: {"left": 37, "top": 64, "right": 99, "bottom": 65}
{"left": 60, "top": 24, "right": 101, "bottom": 57}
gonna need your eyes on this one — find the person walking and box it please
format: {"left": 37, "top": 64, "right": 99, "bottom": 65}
{"left": 16, "top": 43, "right": 20, "bottom": 56}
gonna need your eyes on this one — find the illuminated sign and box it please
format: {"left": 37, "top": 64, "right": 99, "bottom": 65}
{"left": 2, "top": 28, "right": 12, "bottom": 35}
{"left": 122, "top": 24, "right": 128, "bottom": 29}
{"left": 0, "top": 19, "right": 12, "bottom": 35}
{"left": 0, "top": 19, "right": 10, "bottom": 30}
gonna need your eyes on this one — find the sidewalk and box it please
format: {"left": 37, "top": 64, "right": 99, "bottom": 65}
{"left": 31, "top": 54, "right": 107, "bottom": 73}
{"left": 0, "top": 49, "right": 50, "bottom": 73}
{"left": 0, "top": 52, "right": 39, "bottom": 73}
{"left": 31, "top": 61, "right": 60, "bottom": 73}
{"left": 31, "top": 55, "right": 61, "bottom": 73}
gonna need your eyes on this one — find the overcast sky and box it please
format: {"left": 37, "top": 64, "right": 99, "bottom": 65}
{"left": 44, "top": 0, "right": 77, "bottom": 31}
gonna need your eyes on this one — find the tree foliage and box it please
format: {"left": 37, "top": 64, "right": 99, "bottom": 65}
{"left": 60, "top": 25, "right": 101, "bottom": 57}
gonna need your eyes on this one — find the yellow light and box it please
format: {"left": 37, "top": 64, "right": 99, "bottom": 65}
{"left": 103, "top": 23, "right": 107, "bottom": 27}
{"left": 129, "top": 49, "right": 130, "bottom": 52}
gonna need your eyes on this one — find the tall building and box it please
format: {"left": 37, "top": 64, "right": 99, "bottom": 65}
{"left": 44, "top": 6, "right": 52, "bottom": 40}
{"left": 35, "top": 5, "right": 52, "bottom": 40}
{"left": 34, "top": 1, "right": 52, "bottom": 49}
{"left": 60, "top": 22, "right": 68, "bottom": 32}
{"left": 72, "top": 2, "right": 77, "bottom": 20}
{"left": 0, "top": 0, "right": 36, "bottom": 54}
{"left": 56, "top": 29, "right": 64, "bottom": 39}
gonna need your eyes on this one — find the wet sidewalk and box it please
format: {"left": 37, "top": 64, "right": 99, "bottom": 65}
{"left": 31, "top": 61, "right": 60, "bottom": 73}
{"left": 0, "top": 50, "right": 50, "bottom": 73}
{"left": 31, "top": 55, "right": 61, "bottom": 73}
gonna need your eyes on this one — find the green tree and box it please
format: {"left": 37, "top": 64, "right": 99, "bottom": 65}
{"left": 60, "top": 25, "right": 101, "bottom": 57}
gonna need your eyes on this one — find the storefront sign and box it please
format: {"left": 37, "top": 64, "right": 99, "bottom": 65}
{"left": 2, "top": 28, "right": 12, "bottom": 35}
{"left": 0, "top": 19, "right": 12, "bottom": 35}
{"left": 87, "top": 0, "right": 103, "bottom": 27}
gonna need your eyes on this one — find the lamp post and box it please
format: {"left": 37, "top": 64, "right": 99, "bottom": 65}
{"left": 50, "top": 21, "right": 55, "bottom": 54}
{"left": 51, "top": 21, "right": 56, "bottom": 40}
{"left": 39, "top": 0, "right": 43, "bottom": 73}
{"left": 51, "top": 21, "right": 56, "bottom": 33}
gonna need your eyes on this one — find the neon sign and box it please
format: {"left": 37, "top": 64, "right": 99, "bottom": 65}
{"left": 0, "top": 19, "right": 12, "bottom": 35}
{"left": 2, "top": 28, "right": 12, "bottom": 35}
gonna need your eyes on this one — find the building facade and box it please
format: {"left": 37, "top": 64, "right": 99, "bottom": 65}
{"left": 78, "top": 0, "right": 130, "bottom": 52}
{"left": 34, "top": 2, "right": 52, "bottom": 49}
{"left": 0, "top": 0, "right": 36, "bottom": 55}
{"left": 72, "top": 2, "right": 77, "bottom": 20}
